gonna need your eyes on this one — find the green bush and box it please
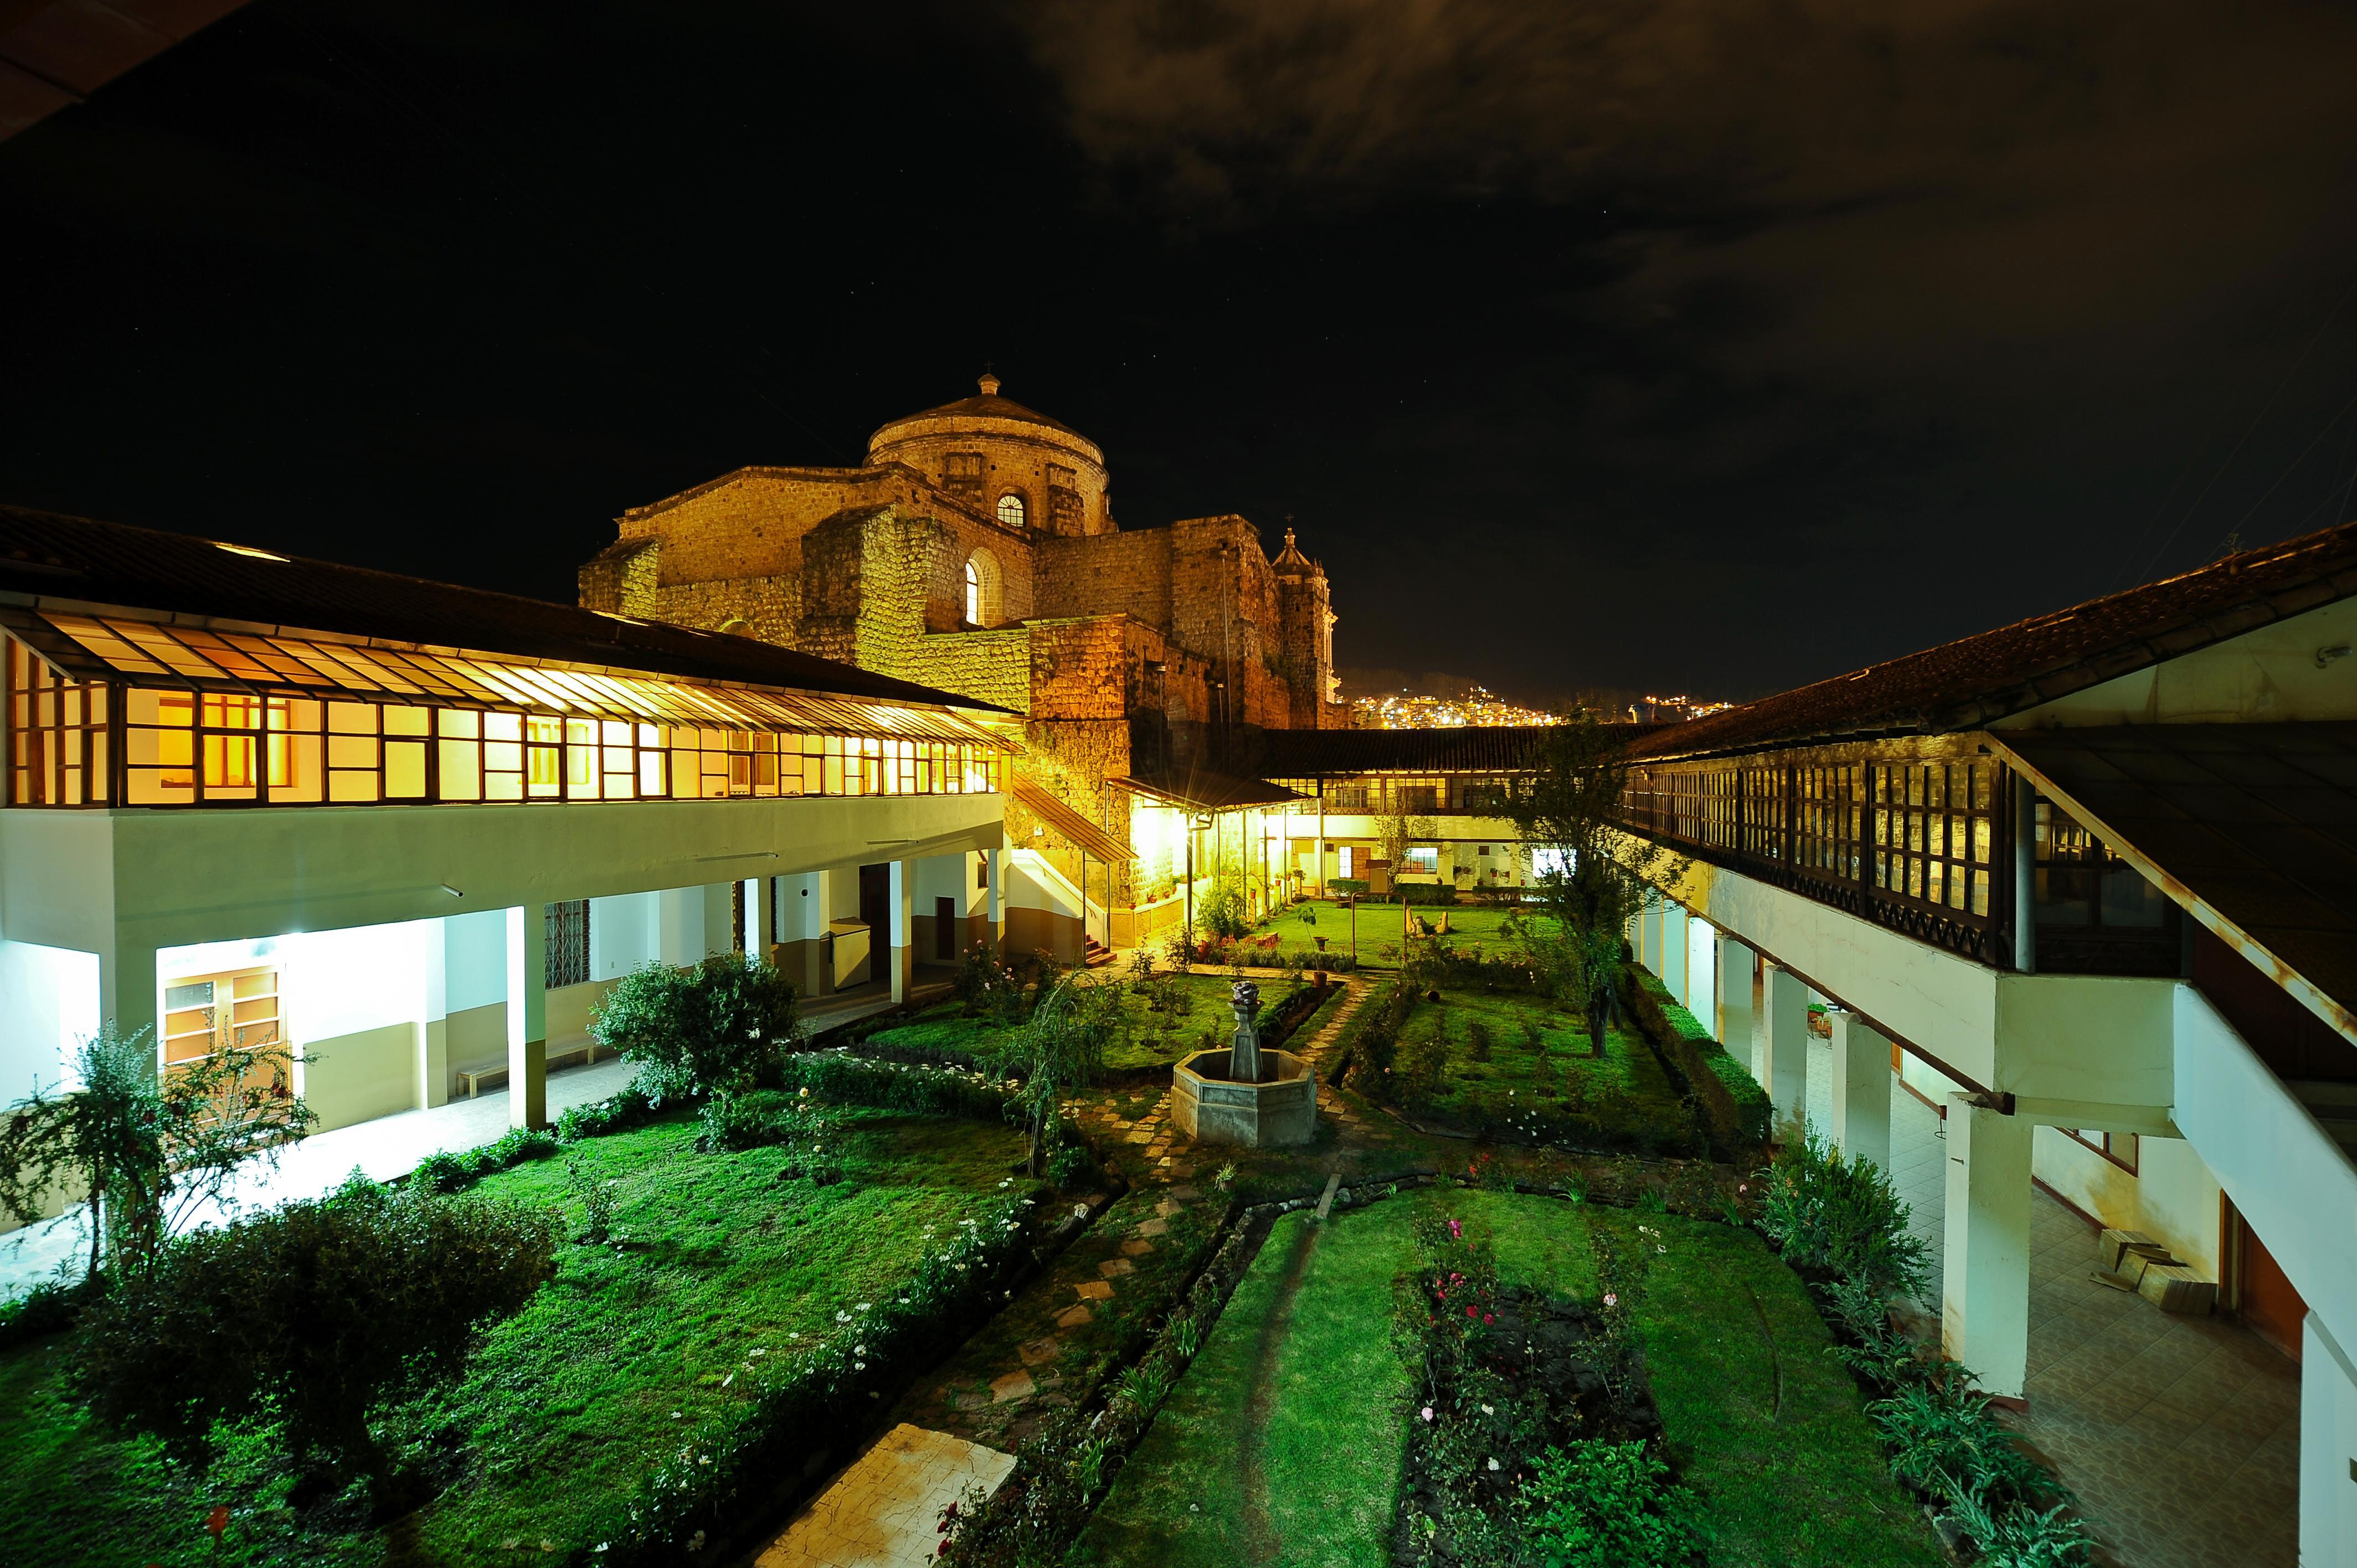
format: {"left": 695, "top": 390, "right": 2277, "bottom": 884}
{"left": 554, "top": 1078, "right": 665, "bottom": 1142}
{"left": 1520, "top": 1440, "right": 1702, "bottom": 1568}
{"left": 1870, "top": 1379, "right": 2054, "bottom": 1505}
{"left": 0, "top": 1273, "right": 105, "bottom": 1351}
{"left": 1755, "top": 1127, "right": 1932, "bottom": 1298}
{"left": 951, "top": 942, "right": 1026, "bottom": 1023}
{"left": 591, "top": 952, "right": 803, "bottom": 1098}
{"left": 1699, "top": 1052, "right": 1772, "bottom": 1146}
{"left": 777, "top": 1049, "right": 1013, "bottom": 1121}
{"left": 1328, "top": 878, "right": 1371, "bottom": 896}
{"left": 78, "top": 1183, "right": 559, "bottom": 1494}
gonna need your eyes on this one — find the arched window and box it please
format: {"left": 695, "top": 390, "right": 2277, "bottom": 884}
{"left": 964, "top": 549, "right": 1003, "bottom": 626}
{"left": 996, "top": 493, "right": 1027, "bottom": 530}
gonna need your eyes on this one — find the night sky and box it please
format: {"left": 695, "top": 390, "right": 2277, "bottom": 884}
{"left": 6, "top": 1, "right": 2357, "bottom": 703}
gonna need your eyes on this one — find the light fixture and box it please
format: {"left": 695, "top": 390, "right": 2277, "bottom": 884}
{"left": 214, "top": 541, "right": 289, "bottom": 563}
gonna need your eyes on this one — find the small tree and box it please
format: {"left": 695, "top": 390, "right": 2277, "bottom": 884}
{"left": 591, "top": 952, "right": 802, "bottom": 1099}
{"left": 986, "top": 975, "right": 1118, "bottom": 1177}
{"left": 1506, "top": 712, "right": 1685, "bottom": 1055}
{"left": 0, "top": 1022, "right": 314, "bottom": 1284}
{"left": 78, "top": 1181, "right": 559, "bottom": 1503}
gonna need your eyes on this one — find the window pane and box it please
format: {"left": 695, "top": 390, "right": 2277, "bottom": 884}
{"left": 385, "top": 740, "right": 426, "bottom": 798}
{"left": 330, "top": 770, "right": 379, "bottom": 802}
{"left": 438, "top": 738, "right": 482, "bottom": 801}
{"left": 384, "top": 706, "right": 430, "bottom": 737}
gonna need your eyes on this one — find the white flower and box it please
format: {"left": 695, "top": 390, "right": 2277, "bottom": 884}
{"left": 1487, "top": 1458, "right": 1500, "bottom": 1472}
{"left": 856, "top": 1361, "right": 867, "bottom": 1370}
{"left": 836, "top": 1311, "right": 852, "bottom": 1323}
{"left": 1421, "top": 1406, "right": 1433, "bottom": 1421}
{"left": 1480, "top": 1404, "right": 1494, "bottom": 1415}
{"left": 687, "top": 1531, "right": 706, "bottom": 1552}
{"left": 855, "top": 1344, "right": 867, "bottom": 1355}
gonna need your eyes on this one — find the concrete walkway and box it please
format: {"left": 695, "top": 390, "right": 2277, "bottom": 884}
{"left": 1772, "top": 1032, "right": 2299, "bottom": 1568}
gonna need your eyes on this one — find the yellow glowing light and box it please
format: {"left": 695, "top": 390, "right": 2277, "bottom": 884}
{"left": 214, "top": 541, "right": 289, "bottom": 563}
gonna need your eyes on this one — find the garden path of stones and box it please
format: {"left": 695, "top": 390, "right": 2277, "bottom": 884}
{"left": 757, "top": 975, "right": 1377, "bottom": 1566}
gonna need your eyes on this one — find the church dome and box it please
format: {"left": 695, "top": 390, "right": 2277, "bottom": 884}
{"left": 867, "top": 375, "right": 1113, "bottom": 538}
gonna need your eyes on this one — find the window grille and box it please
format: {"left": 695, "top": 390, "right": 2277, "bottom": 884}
{"left": 996, "top": 493, "right": 1027, "bottom": 530}
{"left": 545, "top": 900, "right": 590, "bottom": 989}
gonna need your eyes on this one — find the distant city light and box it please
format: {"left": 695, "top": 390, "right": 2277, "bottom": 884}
{"left": 1352, "top": 685, "right": 1561, "bottom": 730}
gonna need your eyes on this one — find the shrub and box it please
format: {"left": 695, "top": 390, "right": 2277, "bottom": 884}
{"left": 952, "top": 943, "right": 1026, "bottom": 1023}
{"left": 0, "top": 1272, "right": 106, "bottom": 1352}
{"left": 591, "top": 952, "right": 803, "bottom": 1099}
{"left": 1520, "top": 1440, "right": 1702, "bottom": 1568}
{"left": 555, "top": 1079, "right": 665, "bottom": 1143}
{"left": 1047, "top": 1140, "right": 1095, "bottom": 1188}
{"left": 1328, "top": 878, "right": 1370, "bottom": 896}
{"left": 1200, "top": 880, "right": 1251, "bottom": 941}
{"left": 1870, "top": 1379, "right": 2055, "bottom": 1505}
{"left": 78, "top": 1183, "right": 559, "bottom": 1497}
{"left": 408, "top": 1150, "right": 470, "bottom": 1195}
{"left": 486, "top": 1125, "right": 557, "bottom": 1166}
{"left": 1755, "top": 1126, "right": 1932, "bottom": 1298}
{"left": 777, "top": 1050, "right": 1012, "bottom": 1121}
{"left": 565, "top": 1156, "right": 618, "bottom": 1245}
{"left": 698, "top": 1089, "right": 795, "bottom": 1152}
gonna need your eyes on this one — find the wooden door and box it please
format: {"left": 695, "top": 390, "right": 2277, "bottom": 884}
{"left": 858, "top": 864, "right": 889, "bottom": 938}
{"left": 2227, "top": 1200, "right": 2305, "bottom": 1362}
{"left": 935, "top": 897, "right": 958, "bottom": 961}
{"left": 162, "top": 967, "right": 286, "bottom": 1098}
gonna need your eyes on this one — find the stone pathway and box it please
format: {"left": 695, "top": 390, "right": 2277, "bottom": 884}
{"left": 754, "top": 1423, "right": 1016, "bottom": 1568}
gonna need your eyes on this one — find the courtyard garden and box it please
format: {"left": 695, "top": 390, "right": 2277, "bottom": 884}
{"left": 1228, "top": 898, "right": 1562, "bottom": 968}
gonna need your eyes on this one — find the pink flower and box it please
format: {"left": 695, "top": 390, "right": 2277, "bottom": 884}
{"left": 1466, "top": 1306, "right": 1477, "bottom": 1319}
{"left": 1447, "top": 1218, "right": 1462, "bottom": 1239}
{"left": 1421, "top": 1406, "right": 1434, "bottom": 1421}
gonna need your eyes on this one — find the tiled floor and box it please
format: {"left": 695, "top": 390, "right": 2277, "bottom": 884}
{"left": 1759, "top": 1033, "right": 2301, "bottom": 1568}
{"left": 755, "top": 1422, "right": 1016, "bottom": 1567}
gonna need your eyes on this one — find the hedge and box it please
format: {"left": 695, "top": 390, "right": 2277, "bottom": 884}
{"left": 774, "top": 1049, "right": 1017, "bottom": 1121}
{"left": 1619, "top": 966, "right": 1771, "bottom": 1157}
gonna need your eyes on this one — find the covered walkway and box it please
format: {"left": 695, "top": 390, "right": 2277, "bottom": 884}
{"left": 1777, "top": 1033, "right": 2301, "bottom": 1568}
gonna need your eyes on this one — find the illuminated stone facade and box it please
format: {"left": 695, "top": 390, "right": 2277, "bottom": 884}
{"left": 580, "top": 377, "right": 1350, "bottom": 915}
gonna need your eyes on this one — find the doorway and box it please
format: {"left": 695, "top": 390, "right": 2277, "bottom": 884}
{"left": 2225, "top": 1199, "right": 2305, "bottom": 1361}
{"left": 858, "top": 864, "right": 890, "bottom": 943}
{"left": 935, "top": 897, "right": 958, "bottom": 961}
{"left": 162, "top": 966, "right": 286, "bottom": 1098}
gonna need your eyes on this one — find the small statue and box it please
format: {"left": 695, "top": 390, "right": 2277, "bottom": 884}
{"left": 1231, "top": 978, "right": 1259, "bottom": 1013}
{"left": 1230, "top": 979, "right": 1264, "bottom": 1082}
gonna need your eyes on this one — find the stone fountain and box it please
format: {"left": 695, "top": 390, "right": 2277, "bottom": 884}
{"left": 1171, "top": 979, "right": 1318, "bottom": 1148}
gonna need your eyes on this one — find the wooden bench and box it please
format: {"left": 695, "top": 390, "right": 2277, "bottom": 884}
{"left": 455, "top": 1042, "right": 604, "bottom": 1098}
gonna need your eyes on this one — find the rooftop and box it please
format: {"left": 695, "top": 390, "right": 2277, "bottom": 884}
{"left": 0, "top": 504, "right": 1010, "bottom": 718}
{"left": 868, "top": 374, "right": 1097, "bottom": 451}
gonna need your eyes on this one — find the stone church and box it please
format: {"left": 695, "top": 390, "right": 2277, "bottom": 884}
{"left": 578, "top": 375, "right": 1346, "bottom": 941}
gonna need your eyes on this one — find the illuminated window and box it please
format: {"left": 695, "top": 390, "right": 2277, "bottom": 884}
{"left": 965, "top": 560, "right": 981, "bottom": 624}
{"left": 996, "top": 493, "right": 1026, "bottom": 530}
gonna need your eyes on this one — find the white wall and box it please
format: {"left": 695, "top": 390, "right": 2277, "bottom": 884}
{"left": 2303, "top": 1313, "right": 2357, "bottom": 1566}
{"left": 0, "top": 940, "right": 98, "bottom": 1100}
{"left": 445, "top": 909, "right": 509, "bottom": 1013}
{"left": 1997, "top": 595, "right": 2357, "bottom": 728}
{"left": 589, "top": 891, "right": 660, "bottom": 980}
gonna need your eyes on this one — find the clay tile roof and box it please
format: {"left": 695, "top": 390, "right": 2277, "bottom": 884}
{"left": 1632, "top": 519, "right": 2357, "bottom": 762}
{"left": 0, "top": 503, "right": 1013, "bottom": 714}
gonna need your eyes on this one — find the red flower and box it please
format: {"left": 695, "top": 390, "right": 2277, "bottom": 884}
{"left": 205, "top": 1506, "right": 229, "bottom": 1540}
{"left": 1466, "top": 1306, "right": 1477, "bottom": 1318}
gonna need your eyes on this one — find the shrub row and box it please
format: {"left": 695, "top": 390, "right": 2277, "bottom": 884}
{"left": 1185, "top": 935, "right": 1360, "bottom": 972}
{"left": 590, "top": 1194, "right": 1038, "bottom": 1565}
{"left": 0, "top": 1271, "right": 106, "bottom": 1353}
{"left": 1619, "top": 966, "right": 1771, "bottom": 1157}
{"left": 1757, "top": 1131, "right": 2097, "bottom": 1566}
{"left": 775, "top": 1048, "right": 1017, "bottom": 1121}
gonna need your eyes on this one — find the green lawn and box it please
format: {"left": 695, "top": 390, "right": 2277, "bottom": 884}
{"left": 861, "top": 975, "right": 1273, "bottom": 1072}
{"left": 1075, "top": 1189, "right": 1942, "bottom": 1568}
{"left": 1072, "top": 1203, "right": 1422, "bottom": 1567}
{"left": 1249, "top": 900, "right": 1558, "bottom": 963}
{"left": 1391, "top": 991, "right": 1692, "bottom": 1151}
{"left": 0, "top": 1107, "right": 1032, "bottom": 1567}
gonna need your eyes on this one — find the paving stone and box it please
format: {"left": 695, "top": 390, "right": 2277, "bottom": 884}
{"left": 1120, "top": 1238, "right": 1154, "bottom": 1256}
{"left": 753, "top": 1420, "right": 1016, "bottom": 1567}
{"left": 1056, "top": 1303, "right": 1094, "bottom": 1328}
{"left": 1170, "top": 1185, "right": 1201, "bottom": 1200}
{"left": 1017, "top": 1337, "right": 1062, "bottom": 1366}
{"left": 990, "top": 1369, "right": 1036, "bottom": 1404}
{"left": 1125, "top": 1131, "right": 1154, "bottom": 1144}
{"left": 1154, "top": 1199, "right": 1182, "bottom": 1218}
{"left": 1136, "top": 1217, "right": 1170, "bottom": 1236}
{"left": 1075, "top": 1280, "right": 1114, "bottom": 1300}
{"left": 1099, "top": 1257, "right": 1135, "bottom": 1278}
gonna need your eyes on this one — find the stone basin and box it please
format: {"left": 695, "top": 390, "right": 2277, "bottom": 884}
{"left": 1171, "top": 1048, "right": 1318, "bottom": 1148}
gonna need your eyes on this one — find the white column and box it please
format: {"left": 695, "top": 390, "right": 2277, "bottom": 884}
{"left": 1685, "top": 919, "right": 1716, "bottom": 1028}
{"left": 1829, "top": 1011, "right": 1892, "bottom": 1173}
{"left": 986, "top": 847, "right": 1006, "bottom": 943}
{"left": 1659, "top": 902, "right": 1689, "bottom": 1003}
{"left": 1716, "top": 936, "right": 1753, "bottom": 1056}
{"left": 742, "top": 877, "right": 768, "bottom": 963}
{"left": 888, "top": 859, "right": 914, "bottom": 1003}
{"left": 504, "top": 904, "right": 547, "bottom": 1130}
{"left": 414, "top": 919, "right": 450, "bottom": 1110}
{"left": 1761, "top": 960, "right": 1808, "bottom": 1138}
{"left": 2302, "top": 1311, "right": 2357, "bottom": 1566}
{"left": 655, "top": 886, "right": 704, "bottom": 967}
{"left": 701, "top": 882, "right": 735, "bottom": 960}
{"left": 1942, "top": 1097, "right": 2032, "bottom": 1399}
{"left": 1640, "top": 898, "right": 1662, "bottom": 972}
{"left": 100, "top": 935, "right": 156, "bottom": 1065}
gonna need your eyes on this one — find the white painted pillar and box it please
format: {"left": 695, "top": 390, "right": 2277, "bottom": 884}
{"left": 700, "top": 882, "right": 735, "bottom": 960}
{"left": 1829, "top": 1011, "right": 1892, "bottom": 1173}
{"left": 414, "top": 919, "right": 451, "bottom": 1110}
{"left": 1716, "top": 936, "right": 1753, "bottom": 1056}
{"left": 505, "top": 904, "right": 548, "bottom": 1130}
{"left": 888, "top": 859, "right": 914, "bottom": 1003}
{"left": 655, "top": 886, "right": 704, "bottom": 967}
{"left": 100, "top": 935, "right": 156, "bottom": 1066}
{"left": 1659, "top": 902, "right": 1689, "bottom": 1004}
{"left": 986, "top": 846, "right": 1006, "bottom": 942}
{"left": 2301, "top": 1311, "right": 2357, "bottom": 1566}
{"left": 1683, "top": 919, "right": 1716, "bottom": 1027}
{"left": 1942, "top": 1097, "right": 2032, "bottom": 1399}
{"left": 742, "top": 877, "right": 768, "bottom": 963}
{"left": 1760, "top": 960, "right": 1808, "bottom": 1138}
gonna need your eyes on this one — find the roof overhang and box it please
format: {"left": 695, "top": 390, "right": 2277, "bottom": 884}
{"left": 1111, "top": 771, "right": 1306, "bottom": 814}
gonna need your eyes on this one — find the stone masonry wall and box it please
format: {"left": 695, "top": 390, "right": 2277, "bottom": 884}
{"left": 1031, "top": 529, "right": 1172, "bottom": 627}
